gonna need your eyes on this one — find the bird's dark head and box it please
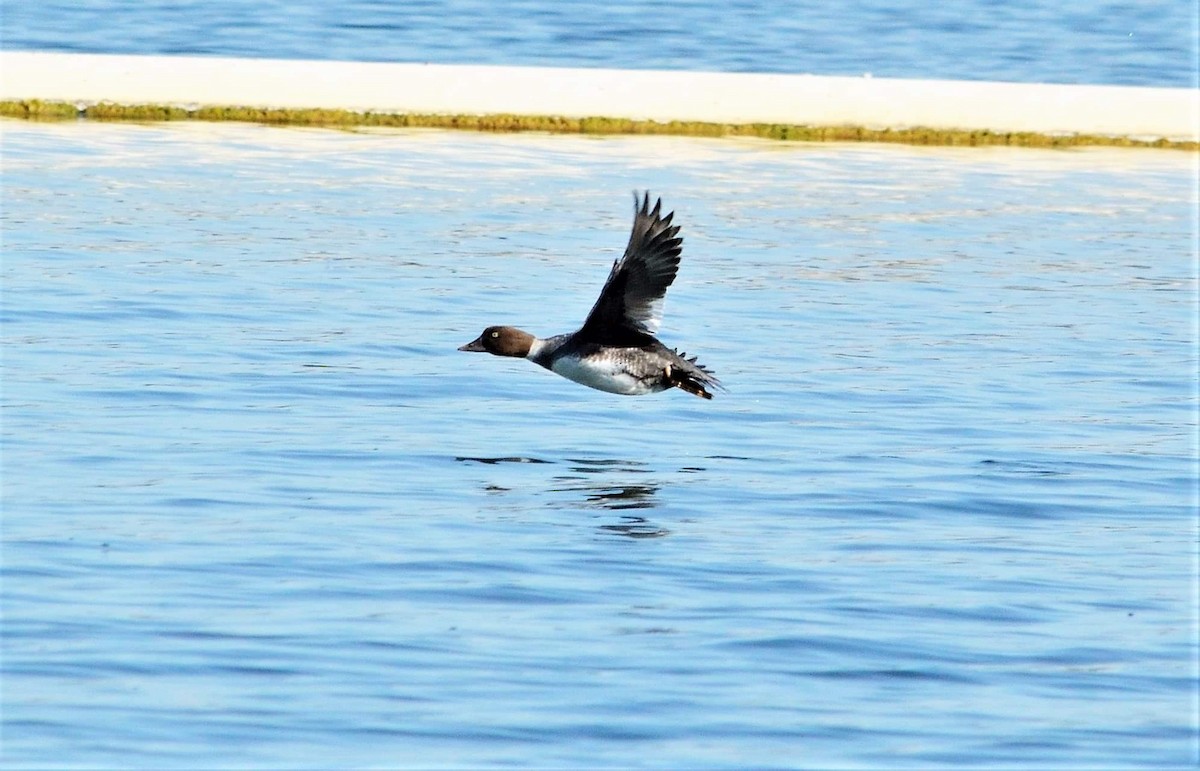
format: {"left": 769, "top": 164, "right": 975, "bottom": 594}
{"left": 458, "top": 326, "right": 535, "bottom": 358}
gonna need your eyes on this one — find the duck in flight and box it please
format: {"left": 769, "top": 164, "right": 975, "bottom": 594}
{"left": 459, "top": 192, "right": 722, "bottom": 399}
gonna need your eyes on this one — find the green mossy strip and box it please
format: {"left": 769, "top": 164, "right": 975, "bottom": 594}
{"left": 2, "top": 99, "right": 79, "bottom": 119}
{"left": 2, "top": 99, "right": 1194, "bottom": 150}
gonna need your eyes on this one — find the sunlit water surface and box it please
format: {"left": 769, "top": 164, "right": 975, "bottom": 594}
{"left": 4, "top": 0, "right": 1197, "bottom": 87}
{"left": 2, "top": 121, "right": 1197, "bottom": 768}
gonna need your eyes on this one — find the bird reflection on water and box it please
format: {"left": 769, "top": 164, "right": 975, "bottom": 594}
{"left": 554, "top": 459, "right": 672, "bottom": 538}
{"left": 557, "top": 462, "right": 666, "bottom": 537}
{"left": 456, "top": 455, "right": 691, "bottom": 538}
{"left": 596, "top": 515, "right": 670, "bottom": 539}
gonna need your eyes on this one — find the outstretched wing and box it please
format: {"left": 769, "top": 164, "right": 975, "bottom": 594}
{"left": 579, "top": 192, "right": 683, "bottom": 340}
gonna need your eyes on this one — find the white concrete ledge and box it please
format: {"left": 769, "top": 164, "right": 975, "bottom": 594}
{"left": 2, "top": 51, "right": 1197, "bottom": 141}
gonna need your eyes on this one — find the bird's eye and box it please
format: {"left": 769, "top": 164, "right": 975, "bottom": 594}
{"left": 491, "top": 331, "right": 499, "bottom": 338}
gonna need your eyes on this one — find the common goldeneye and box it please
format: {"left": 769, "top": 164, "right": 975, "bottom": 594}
{"left": 459, "top": 192, "right": 722, "bottom": 399}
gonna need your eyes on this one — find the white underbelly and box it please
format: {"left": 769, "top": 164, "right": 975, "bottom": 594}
{"left": 550, "top": 356, "right": 659, "bottom": 395}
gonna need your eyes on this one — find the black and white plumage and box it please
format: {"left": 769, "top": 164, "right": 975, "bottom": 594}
{"left": 459, "top": 192, "right": 722, "bottom": 399}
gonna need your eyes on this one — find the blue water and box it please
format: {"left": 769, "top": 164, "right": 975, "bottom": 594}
{"left": 2, "top": 120, "right": 1198, "bottom": 768}
{"left": 2, "top": 0, "right": 1197, "bottom": 87}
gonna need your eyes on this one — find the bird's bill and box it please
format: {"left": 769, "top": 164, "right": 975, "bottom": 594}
{"left": 458, "top": 335, "right": 487, "bottom": 352}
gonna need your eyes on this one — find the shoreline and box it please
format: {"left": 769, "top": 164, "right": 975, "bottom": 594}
{"left": 2, "top": 51, "right": 1196, "bottom": 150}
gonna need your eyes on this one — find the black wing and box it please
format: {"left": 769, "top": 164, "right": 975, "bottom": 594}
{"left": 579, "top": 192, "right": 683, "bottom": 342}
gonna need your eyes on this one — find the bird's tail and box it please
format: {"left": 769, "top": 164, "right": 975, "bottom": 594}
{"left": 666, "top": 353, "right": 723, "bottom": 400}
